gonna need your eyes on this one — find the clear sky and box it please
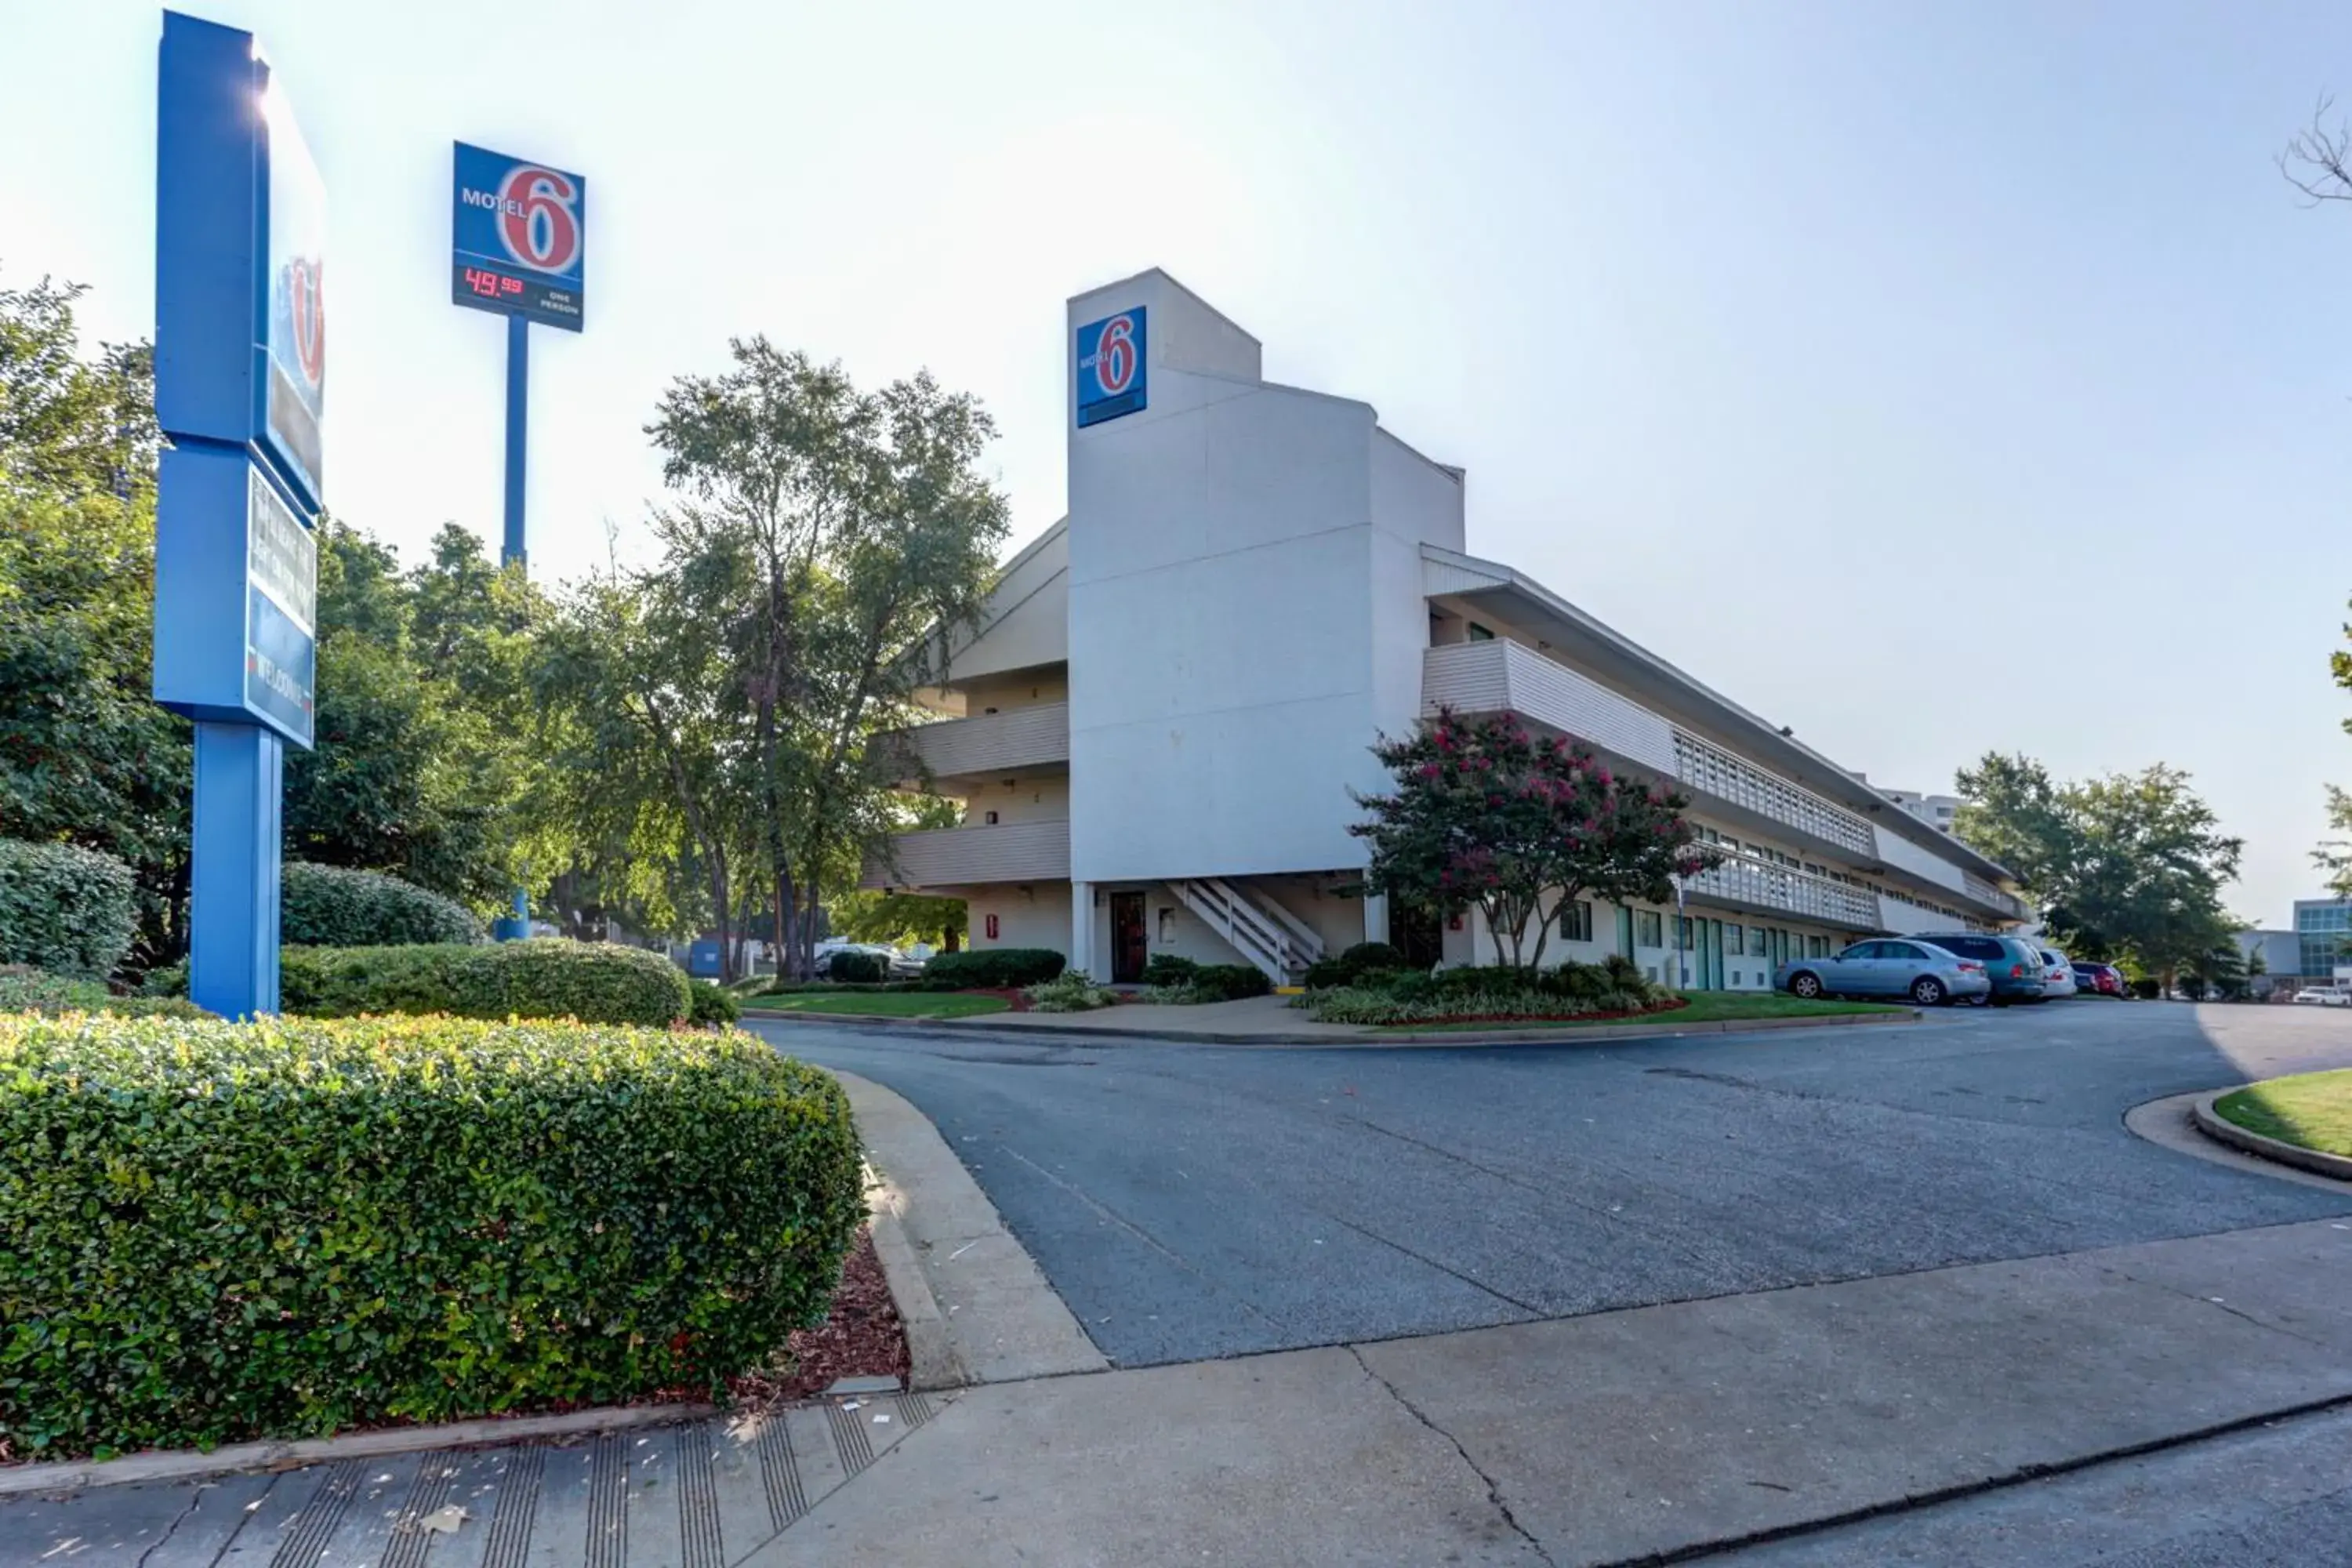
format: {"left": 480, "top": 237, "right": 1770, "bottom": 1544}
{"left": 6, "top": 0, "right": 2350, "bottom": 924}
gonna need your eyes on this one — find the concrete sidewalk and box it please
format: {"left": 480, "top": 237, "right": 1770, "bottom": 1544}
{"left": 13, "top": 1076, "right": 2352, "bottom": 1566}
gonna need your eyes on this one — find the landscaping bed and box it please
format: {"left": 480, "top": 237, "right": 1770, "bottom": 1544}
{"left": 2212, "top": 1069, "right": 2352, "bottom": 1160}
{"left": 752, "top": 990, "right": 1014, "bottom": 1020}
{"left": 0, "top": 1011, "right": 866, "bottom": 1461}
{"left": 1379, "top": 993, "right": 1904, "bottom": 1032}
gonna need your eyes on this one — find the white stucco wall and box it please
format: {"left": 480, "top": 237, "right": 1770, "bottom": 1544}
{"left": 955, "top": 880, "right": 1075, "bottom": 957}
{"left": 1064, "top": 270, "right": 1463, "bottom": 890}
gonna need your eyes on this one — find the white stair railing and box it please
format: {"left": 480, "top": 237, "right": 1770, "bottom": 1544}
{"left": 1165, "top": 878, "right": 1324, "bottom": 984}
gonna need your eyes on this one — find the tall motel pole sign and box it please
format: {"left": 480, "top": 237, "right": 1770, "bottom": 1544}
{"left": 152, "top": 11, "right": 325, "bottom": 1018}
{"left": 451, "top": 141, "right": 585, "bottom": 938}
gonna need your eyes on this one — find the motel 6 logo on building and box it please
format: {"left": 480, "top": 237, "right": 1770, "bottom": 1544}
{"left": 1075, "top": 307, "right": 1147, "bottom": 427}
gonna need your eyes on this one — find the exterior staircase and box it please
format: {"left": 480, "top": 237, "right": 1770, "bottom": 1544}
{"left": 1165, "top": 877, "right": 1325, "bottom": 985}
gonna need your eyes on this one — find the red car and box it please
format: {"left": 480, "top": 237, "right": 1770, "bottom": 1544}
{"left": 2071, "top": 962, "right": 2125, "bottom": 996}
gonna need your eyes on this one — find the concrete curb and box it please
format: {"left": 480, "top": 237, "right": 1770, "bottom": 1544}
{"left": 860, "top": 1157, "right": 970, "bottom": 1392}
{"left": 0, "top": 1399, "right": 715, "bottom": 1498}
{"left": 750, "top": 1004, "right": 1919, "bottom": 1049}
{"left": 2192, "top": 1088, "right": 2352, "bottom": 1182}
{"left": 826, "top": 1070, "right": 1109, "bottom": 1386}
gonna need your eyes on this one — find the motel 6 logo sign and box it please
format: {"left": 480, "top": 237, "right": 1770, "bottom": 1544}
{"left": 485, "top": 165, "right": 582, "bottom": 273}
{"left": 452, "top": 143, "right": 588, "bottom": 331}
{"left": 1075, "top": 307, "right": 1147, "bottom": 427}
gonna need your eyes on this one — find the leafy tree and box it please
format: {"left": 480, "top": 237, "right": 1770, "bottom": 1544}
{"left": 536, "top": 567, "right": 763, "bottom": 977}
{"left": 2318, "top": 785, "right": 2352, "bottom": 901}
{"left": 1955, "top": 754, "right": 2242, "bottom": 988}
{"left": 642, "top": 339, "right": 1010, "bottom": 978}
{"left": 2182, "top": 942, "right": 2247, "bottom": 1002}
{"left": 1351, "top": 708, "right": 1718, "bottom": 971}
{"left": 831, "top": 891, "right": 966, "bottom": 951}
{"left": 0, "top": 274, "right": 186, "bottom": 963}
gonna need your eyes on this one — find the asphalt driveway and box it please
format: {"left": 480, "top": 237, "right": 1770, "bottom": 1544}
{"left": 756, "top": 1001, "right": 2352, "bottom": 1367}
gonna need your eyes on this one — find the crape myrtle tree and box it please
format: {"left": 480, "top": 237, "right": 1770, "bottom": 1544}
{"left": 1351, "top": 708, "right": 1721, "bottom": 971}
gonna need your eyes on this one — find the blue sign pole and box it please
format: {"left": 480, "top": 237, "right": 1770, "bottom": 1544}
{"left": 154, "top": 12, "right": 324, "bottom": 1018}
{"left": 503, "top": 313, "right": 529, "bottom": 570}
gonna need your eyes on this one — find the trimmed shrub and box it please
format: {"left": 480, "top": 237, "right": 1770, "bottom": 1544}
{"left": 924, "top": 947, "right": 1065, "bottom": 989}
{"left": 0, "top": 840, "right": 137, "bottom": 982}
{"left": 1339, "top": 941, "right": 1405, "bottom": 972}
{"left": 1142, "top": 953, "right": 1201, "bottom": 987}
{"left": 281, "top": 862, "right": 485, "bottom": 947}
{"left": 0, "top": 1012, "right": 863, "bottom": 1457}
{"left": 688, "top": 978, "right": 740, "bottom": 1027}
{"left": 1301, "top": 957, "right": 1354, "bottom": 991}
{"left": 147, "top": 940, "right": 691, "bottom": 1026}
{"left": 1025, "top": 970, "right": 1116, "bottom": 1012}
{"left": 826, "top": 949, "right": 888, "bottom": 985}
{"left": 1192, "top": 963, "right": 1272, "bottom": 1002}
{"left": 0, "top": 965, "right": 209, "bottom": 1020}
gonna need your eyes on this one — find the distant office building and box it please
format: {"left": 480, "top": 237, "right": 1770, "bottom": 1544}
{"left": 2235, "top": 927, "right": 2300, "bottom": 981}
{"left": 1877, "top": 787, "right": 1960, "bottom": 835}
{"left": 2296, "top": 897, "right": 2352, "bottom": 981}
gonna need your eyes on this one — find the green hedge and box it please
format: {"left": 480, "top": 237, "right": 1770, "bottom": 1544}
{"left": 1192, "top": 963, "right": 1272, "bottom": 1001}
{"left": 0, "top": 1012, "right": 863, "bottom": 1457}
{"left": 148, "top": 939, "right": 691, "bottom": 1026}
{"left": 0, "top": 966, "right": 208, "bottom": 1020}
{"left": 688, "top": 978, "right": 739, "bottom": 1026}
{"left": 923, "top": 947, "right": 1064, "bottom": 989}
{"left": 1142, "top": 953, "right": 1200, "bottom": 987}
{"left": 281, "top": 862, "right": 485, "bottom": 947}
{"left": 826, "top": 949, "right": 887, "bottom": 984}
{"left": 0, "top": 840, "right": 137, "bottom": 982}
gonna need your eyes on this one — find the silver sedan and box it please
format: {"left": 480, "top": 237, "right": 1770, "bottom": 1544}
{"left": 1777, "top": 938, "right": 1994, "bottom": 1007}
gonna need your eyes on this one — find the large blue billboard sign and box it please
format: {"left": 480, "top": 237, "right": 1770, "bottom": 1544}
{"left": 452, "top": 142, "right": 586, "bottom": 330}
{"left": 1075, "top": 307, "right": 1146, "bottom": 427}
{"left": 155, "top": 11, "right": 324, "bottom": 1015}
{"left": 261, "top": 96, "right": 326, "bottom": 505}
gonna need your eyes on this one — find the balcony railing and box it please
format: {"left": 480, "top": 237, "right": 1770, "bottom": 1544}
{"left": 1964, "top": 873, "right": 2027, "bottom": 921}
{"left": 1682, "top": 851, "right": 1882, "bottom": 929}
{"left": 1669, "top": 730, "right": 1873, "bottom": 857}
{"left": 862, "top": 818, "right": 1071, "bottom": 891}
{"left": 886, "top": 701, "right": 1069, "bottom": 784}
{"left": 1423, "top": 641, "right": 1875, "bottom": 861}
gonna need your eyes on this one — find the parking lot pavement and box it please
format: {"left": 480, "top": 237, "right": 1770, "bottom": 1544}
{"left": 756, "top": 1001, "right": 2352, "bottom": 1367}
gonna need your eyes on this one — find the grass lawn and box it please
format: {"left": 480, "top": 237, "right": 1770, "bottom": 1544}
{"left": 1378, "top": 991, "right": 1907, "bottom": 1033}
{"left": 748, "top": 992, "right": 1011, "bottom": 1020}
{"left": 2213, "top": 1069, "right": 2352, "bottom": 1159}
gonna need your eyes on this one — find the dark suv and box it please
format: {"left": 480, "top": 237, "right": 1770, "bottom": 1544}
{"left": 1911, "top": 934, "right": 2048, "bottom": 1004}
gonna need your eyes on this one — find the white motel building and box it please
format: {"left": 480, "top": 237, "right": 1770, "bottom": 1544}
{"left": 867, "top": 270, "right": 2027, "bottom": 987}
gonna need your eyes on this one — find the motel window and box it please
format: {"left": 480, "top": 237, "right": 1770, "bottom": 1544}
{"left": 1467, "top": 622, "right": 1496, "bottom": 642}
{"left": 1807, "top": 935, "right": 1830, "bottom": 958}
{"left": 1674, "top": 916, "right": 1693, "bottom": 949}
{"left": 1726, "top": 924, "right": 1745, "bottom": 955}
{"left": 1637, "top": 911, "right": 1664, "bottom": 949}
{"left": 1559, "top": 899, "right": 1594, "bottom": 942}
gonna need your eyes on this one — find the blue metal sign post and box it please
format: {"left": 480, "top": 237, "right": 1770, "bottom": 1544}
{"left": 451, "top": 141, "right": 585, "bottom": 935}
{"left": 154, "top": 11, "right": 325, "bottom": 1018}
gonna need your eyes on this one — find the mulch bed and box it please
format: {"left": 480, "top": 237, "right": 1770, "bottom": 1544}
{"left": 725, "top": 1225, "right": 910, "bottom": 1404}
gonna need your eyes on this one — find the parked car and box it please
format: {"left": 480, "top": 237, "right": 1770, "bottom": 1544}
{"left": 1777, "top": 939, "right": 1993, "bottom": 1007}
{"left": 811, "top": 940, "right": 927, "bottom": 979}
{"left": 2071, "top": 961, "right": 2126, "bottom": 997}
{"left": 1905, "top": 934, "right": 2049, "bottom": 1004}
{"left": 2292, "top": 987, "right": 2352, "bottom": 1007}
{"left": 2038, "top": 949, "right": 2078, "bottom": 999}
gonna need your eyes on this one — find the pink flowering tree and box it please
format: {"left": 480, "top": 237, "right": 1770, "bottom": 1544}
{"left": 1350, "top": 708, "right": 1721, "bottom": 971}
